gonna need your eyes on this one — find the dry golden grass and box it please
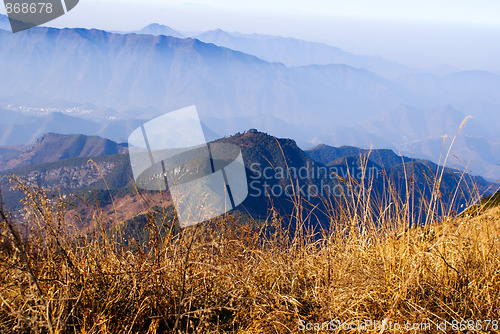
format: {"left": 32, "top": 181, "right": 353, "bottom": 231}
{"left": 1, "top": 170, "right": 499, "bottom": 333}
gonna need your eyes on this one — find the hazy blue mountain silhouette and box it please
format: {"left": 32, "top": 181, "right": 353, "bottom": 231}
{"left": 133, "top": 23, "right": 186, "bottom": 38}
{"left": 396, "top": 71, "right": 500, "bottom": 106}
{"left": 0, "top": 112, "right": 145, "bottom": 146}
{"left": 1, "top": 23, "right": 500, "bottom": 180}
{"left": 0, "top": 27, "right": 412, "bottom": 134}
{"left": 342, "top": 105, "right": 500, "bottom": 180}
{"left": 195, "top": 29, "right": 412, "bottom": 79}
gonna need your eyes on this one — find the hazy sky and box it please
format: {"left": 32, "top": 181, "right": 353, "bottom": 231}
{"left": 1, "top": 0, "right": 499, "bottom": 71}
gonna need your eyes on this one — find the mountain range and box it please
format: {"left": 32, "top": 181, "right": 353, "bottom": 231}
{"left": 194, "top": 29, "right": 414, "bottom": 79}
{"left": 118, "top": 23, "right": 409, "bottom": 78}
{"left": 0, "top": 25, "right": 411, "bottom": 122}
{"left": 0, "top": 131, "right": 493, "bottom": 227}
{"left": 0, "top": 15, "right": 499, "bottom": 180}
{"left": 125, "top": 25, "right": 434, "bottom": 79}
{"left": 0, "top": 132, "right": 128, "bottom": 172}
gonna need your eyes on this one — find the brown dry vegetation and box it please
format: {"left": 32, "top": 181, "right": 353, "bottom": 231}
{"left": 0, "top": 170, "right": 499, "bottom": 334}
{"left": 64, "top": 191, "right": 173, "bottom": 232}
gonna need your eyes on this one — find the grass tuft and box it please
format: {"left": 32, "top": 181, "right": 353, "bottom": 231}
{"left": 1, "top": 172, "right": 499, "bottom": 333}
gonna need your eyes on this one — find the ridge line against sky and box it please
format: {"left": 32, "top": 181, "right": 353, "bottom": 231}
{"left": 1, "top": 0, "right": 500, "bottom": 71}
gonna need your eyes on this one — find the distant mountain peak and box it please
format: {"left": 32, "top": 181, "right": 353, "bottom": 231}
{"left": 196, "top": 29, "right": 233, "bottom": 41}
{"left": 136, "top": 23, "right": 185, "bottom": 38}
{"left": 35, "top": 132, "right": 58, "bottom": 144}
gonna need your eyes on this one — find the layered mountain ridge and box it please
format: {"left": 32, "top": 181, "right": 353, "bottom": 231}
{"left": 0, "top": 131, "right": 493, "bottom": 224}
{"left": 0, "top": 15, "right": 499, "bottom": 180}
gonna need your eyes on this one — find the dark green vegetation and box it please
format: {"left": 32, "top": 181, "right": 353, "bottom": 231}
{"left": 483, "top": 190, "right": 500, "bottom": 208}
{"left": 460, "top": 189, "right": 500, "bottom": 217}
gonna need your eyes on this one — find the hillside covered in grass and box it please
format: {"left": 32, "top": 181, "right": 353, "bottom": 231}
{"left": 1, "top": 179, "right": 499, "bottom": 333}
